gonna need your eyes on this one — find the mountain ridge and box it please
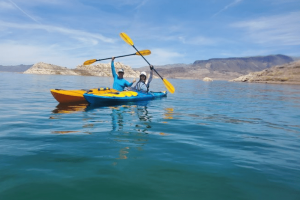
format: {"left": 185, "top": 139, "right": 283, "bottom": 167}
{"left": 136, "top": 54, "right": 294, "bottom": 80}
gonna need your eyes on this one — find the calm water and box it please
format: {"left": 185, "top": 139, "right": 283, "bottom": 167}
{"left": 0, "top": 72, "right": 300, "bottom": 200}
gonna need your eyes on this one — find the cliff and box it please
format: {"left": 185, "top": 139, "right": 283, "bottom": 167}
{"left": 74, "top": 62, "right": 139, "bottom": 77}
{"left": 136, "top": 54, "right": 293, "bottom": 80}
{"left": 230, "top": 60, "right": 300, "bottom": 84}
{"left": 22, "top": 54, "right": 295, "bottom": 81}
{"left": 24, "top": 62, "right": 78, "bottom": 75}
{"left": 24, "top": 62, "right": 140, "bottom": 78}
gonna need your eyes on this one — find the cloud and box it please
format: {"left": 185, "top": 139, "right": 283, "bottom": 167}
{"left": 179, "top": 35, "right": 219, "bottom": 46}
{"left": 0, "top": 40, "right": 184, "bottom": 69}
{"left": 0, "top": 21, "right": 115, "bottom": 43}
{"left": 8, "top": 0, "right": 41, "bottom": 24}
{"left": 134, "top": 0, "right": 148, "bottom": 10}
{"left": 232, "top": 12, "right": 300, "bottom": 45}
{"left": 0, "top": 1, "right": 15, "bottom": 10}
{"left": 213, "top": 0, "right": 243, "bottom": 17}
{"left": 145, "top": 48, "right": 184, "bottom": 66}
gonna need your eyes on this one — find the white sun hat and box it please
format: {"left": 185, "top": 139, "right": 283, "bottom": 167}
{"left": 140, "top": 71, "right": 147, "bottom": 76}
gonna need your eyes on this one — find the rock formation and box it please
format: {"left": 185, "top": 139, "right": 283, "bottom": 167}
{"left": 24, "top": 62, "right": 140, "bottom": 78}
{"left": 21, "top": 54, "right": 295, "bottom": 81}
{"left": 75, "top": 62, "right": 139, "bottom": 77}
{"left": 203, "top": 77, "right": 213, "bottom": 82}
{"left": 230, "top": 60, "right": 300, "bottom": 84}
{"left": 136, "top": 54, "right": 293, "bottom": 80}
{"left": 24, "top": 62, "right": 78, "bottom": 75}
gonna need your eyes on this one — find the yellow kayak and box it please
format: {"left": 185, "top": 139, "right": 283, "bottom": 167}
{"left": 50, "top": 88, "right": 118, "bottom": 103}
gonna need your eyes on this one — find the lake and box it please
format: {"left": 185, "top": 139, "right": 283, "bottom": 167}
{"left": 0, "top": 72, "right": 300, "bottom": 200}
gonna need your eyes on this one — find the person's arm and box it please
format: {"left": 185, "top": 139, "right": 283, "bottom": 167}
{"left": 125, "top": 79, "right": 136, "bottom": 87}
{"left": 111, "top": 57, "right": 117, "bottom": 78}
{"left": 146, "top": 66, "right": 154, "bottom": 87}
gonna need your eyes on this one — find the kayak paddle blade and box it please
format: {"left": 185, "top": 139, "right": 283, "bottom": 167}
{"left": 120, "top": 32, "right": 134, "bottom": 46}
{"left": 136, "top": 50, "right": 151, "bottom": 56}
{"left": 83, "top": 59, "right": 97, "bottom": 65}
{"left": 163, "top": 79, "right": 175, "bottom": 94}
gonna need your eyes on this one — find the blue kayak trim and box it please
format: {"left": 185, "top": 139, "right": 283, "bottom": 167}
{"left": 83, "top": 91, "right": 167, "bottom": 105}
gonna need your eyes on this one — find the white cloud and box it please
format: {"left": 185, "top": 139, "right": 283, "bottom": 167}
{"left": 0, "top": 40, "right": 184, "bottom": 69}
{"left": 134, "top": 0, "right": 148, "bottom": 10}
{"left": 232, "top": 12, "right": 300, "bottom": 45}
{"left": 213, "top": 0, "right": 243, "bottom": 17}
{"left": 0, "top": 21, "right": 115, "bottom": 43}
{"left": 0, "top": 1, "right": 15, "bottom": 10}
{"left": 144, "top": 48, "right": 184, "bottom": 66}
{"left": 8, "top": 0, "right": 40, "bottom": 24}
{"left": 179, "top": 35, "right": 219, "bottom": 46}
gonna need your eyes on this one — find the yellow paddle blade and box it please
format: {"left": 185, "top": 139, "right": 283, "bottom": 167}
{"left": 163, "top": 78, "right": 175, "bottom": 94}
{"left": 120, "top": 32, "right": 134, "bottom": 46}
{"left": 135, "top": 50, "right": 151, "bottom": 56}
{"left": 83, "top": 59, "right": 97, "bottom": 65}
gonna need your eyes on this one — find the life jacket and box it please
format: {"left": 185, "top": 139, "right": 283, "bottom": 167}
{"left": 135, "top": 80, "right": 149, "bottom": 93}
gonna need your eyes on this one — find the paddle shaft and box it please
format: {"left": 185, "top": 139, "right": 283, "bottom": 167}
{"left": 132, "top": 45, "right": 164, "bottom": 80}
{"left": 96, "top": 53, "right": 136, "bottom": 62}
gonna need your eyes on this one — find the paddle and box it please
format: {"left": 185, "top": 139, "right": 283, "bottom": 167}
{"left": 120, "top": 32, "right": 175, "bottom": 94}
{"left": 83, "top": 50, "right": 151, "bottom": 65}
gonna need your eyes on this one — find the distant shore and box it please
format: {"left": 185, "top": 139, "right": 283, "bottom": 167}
{"left": 231, "top": 60, "right": 300, "bottom": 85}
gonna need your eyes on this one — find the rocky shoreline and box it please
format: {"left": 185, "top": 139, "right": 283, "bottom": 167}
{"left": 20, "top": 55, "right": 299, "bottom": 84}
{"left": 24, "top": 62, "right": 140, "bottom": 78}
{"left": 230, "top": 60, "right": 300, "bottom": 84}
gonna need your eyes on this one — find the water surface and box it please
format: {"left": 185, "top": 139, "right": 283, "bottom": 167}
{"left": 0, "top": 72, "right": 300, "bottom": 200}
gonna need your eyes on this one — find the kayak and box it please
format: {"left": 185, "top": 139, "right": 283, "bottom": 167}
{"left": 50, "top": 88, "right": 118, "bottom": 103}
{"left": 84, "top": 91, "right": 167, "bottom": 105}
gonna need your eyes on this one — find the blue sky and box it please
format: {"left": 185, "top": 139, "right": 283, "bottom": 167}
{"left": 0, "top": 0, "right": 299, "bottom": 68}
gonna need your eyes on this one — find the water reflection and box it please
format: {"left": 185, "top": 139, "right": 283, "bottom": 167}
{"left": 109, "top": 102, "right": 151, "bottom": 132}
{"left": 49, "top": 101, "right": 174, "bottom": 163}
{"left": 67, "top": 101, "right": 153, "bottom": 164}
{"left": 164, "top": 108, "right": 174, "bottom": 120}
{"left": 51, "top": 103, "right": 88, "bottom": 114}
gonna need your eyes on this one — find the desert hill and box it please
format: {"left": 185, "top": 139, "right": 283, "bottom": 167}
{"left": 230, "top": 60, "right": 300, "bottom": 84}
{"left": 136, "top": 54, "right": 293, "bottom": 80}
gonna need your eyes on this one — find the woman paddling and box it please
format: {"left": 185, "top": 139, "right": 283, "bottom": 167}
{"left": 132, "top": 66, "right": 154, "bottom": 93}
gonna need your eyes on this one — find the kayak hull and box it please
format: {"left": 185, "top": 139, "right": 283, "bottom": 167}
{"left": 50, "top": 88, "right": 118, "bottom": 104}
{"left": 84, "top": 91, "right": 167, "bottom": 105}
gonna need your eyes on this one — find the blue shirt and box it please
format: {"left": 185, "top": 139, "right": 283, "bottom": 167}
{"left": 111, "top": 61, "right": 133, "bottom": 91}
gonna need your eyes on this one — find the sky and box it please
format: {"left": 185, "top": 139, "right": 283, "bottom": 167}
{"left": 0, "top": 0, "right": 299, "bottom": 68}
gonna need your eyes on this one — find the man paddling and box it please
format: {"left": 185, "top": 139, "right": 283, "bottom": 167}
{"left": 111, "top": 57, "right": 136, "bottom": 91}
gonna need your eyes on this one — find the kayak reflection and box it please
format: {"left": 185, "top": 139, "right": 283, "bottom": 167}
{"left": 109, "top": 101, "right": 151, "bottom": 132}
{"left": 52, "top": 103, "right": 88, "bottom": 114}
{"left": 109, "top": 102, "right": 151, "bottom": 164}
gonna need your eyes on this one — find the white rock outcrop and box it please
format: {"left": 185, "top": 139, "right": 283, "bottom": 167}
{"left": 203, "top": 77, "right": 213, "bottom": 82}
{"left": 24, "top": 62, "right": 78, "bottom": 75}
{"left": 75, "top": 62, "right": 139, "bottom": 78}
{"left": 24, "top": 62, "right": 140, "bottom": 78}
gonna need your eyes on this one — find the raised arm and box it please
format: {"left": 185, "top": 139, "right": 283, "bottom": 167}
{"left": 146, "top": 65, "right": 154, "bottom": 87}
{"left": 111, "top": 57, "right": 117, "bottom": 78}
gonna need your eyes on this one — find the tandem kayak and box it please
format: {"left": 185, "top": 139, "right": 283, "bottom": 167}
{"left": 50, "top": 88, "right": 118, "bottom": 103}
{"left": 84, "top": 91, "right": 167, "bottom": 105}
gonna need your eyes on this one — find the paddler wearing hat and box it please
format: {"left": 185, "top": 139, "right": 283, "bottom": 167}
{"left": 111, "top": 57, "right": 136, "bottom": 91}
{"left": 132, "top": 65, "right": 154, "bottom": 93}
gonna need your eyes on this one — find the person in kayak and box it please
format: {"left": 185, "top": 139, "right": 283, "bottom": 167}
{"left": 132, "top": 66, "right": 154, "bottom": 93}
{"left": 111, "top": 57, "right": 136, "bottom": 91}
